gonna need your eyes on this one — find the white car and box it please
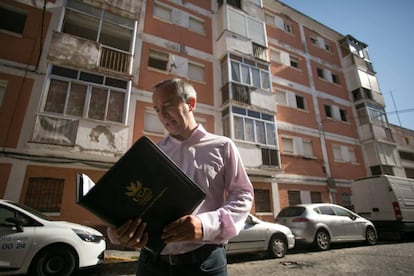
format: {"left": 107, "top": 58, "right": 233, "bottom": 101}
{"left": 225, "top": 214, "right": 295, "bottom": 258}
{"left": 0, "top": 199, "right": 106, "bottom": 275}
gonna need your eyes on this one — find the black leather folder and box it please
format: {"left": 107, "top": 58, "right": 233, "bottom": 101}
{"left": 76, "top": 136, "right": 205, "bottom": 255}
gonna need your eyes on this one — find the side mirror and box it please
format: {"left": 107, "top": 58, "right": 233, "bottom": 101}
{"left": 5, "top": 217, "right": 25, "bottom": 233}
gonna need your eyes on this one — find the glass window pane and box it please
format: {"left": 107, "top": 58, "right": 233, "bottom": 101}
{"left": 63, "top": 10, "right": 99, "bottom": 41}
{"left": 45, "top": 80, "right": 68, "bottom": 114}
{"left": 266, "top": 122, "right": 276, "bottom": 145}
{"left": 234, "top": 116, "right": 244, "bottom": 140}
{"left": 188, "top": 63, "right": 205, "bottom": 82}
{"left": 66, "top": 83, "right": 86, "bottom": 116}
{"left": 107, "top": 91, "right": 124, "bottom": 122}
{"left": 256, "top": 120, "right": 266, "bottom": 144}
{"left": 261, "top": 70, "right": 270, "bottom": 90}
{"left": 252, "top": 68, "right": 260, "bottom": 88}
{"left": 282, "top": 137, "right": 294, "bottom": 153}
{"left": 153, "top": 3, "right": 172, "bottom": 22}
{"left": 303, "top": 140, "right": 313, "bottom": 156}
{"left": 245, "top": 118, "right": 255, "bottom": 142}
{"left": 189, "top": 17, "right": 204, "bottom": 34}
{"left": 144, "top": 110, "right": 164, "bottom": 134}
{"left": 100, "top": 21, "right": 132, "bottom": 51}
{"left": 88, "top": 87, "right": 107, "bottom": 120}
{"left": 241, "top": 65, "right": 250, "bottom": 85}
{"left": 231, "top": 61, "right": 240, "bottom": 82}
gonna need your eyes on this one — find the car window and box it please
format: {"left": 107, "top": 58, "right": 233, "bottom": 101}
{"left": 0, "top": 205, "right": 36, "bottom": 226}
{"left": 317, "top": 206, "right": 335, "bottom": 215}
{"left": 278, "top": 207, "right": 305, "bottom": 217}
{"left": 332, "top": 206, "right": 353, "bottom": 217}
{"left": 0, "top": 207, "right": 14, "bottom": 225}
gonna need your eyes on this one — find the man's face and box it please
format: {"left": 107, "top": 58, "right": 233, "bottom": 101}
{"left": 152, "top": 86, "right": 193, "bottom": 140}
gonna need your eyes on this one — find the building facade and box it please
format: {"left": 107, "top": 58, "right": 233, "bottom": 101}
{"left": 0, "top": 0, "right": 407, "bottom": 229}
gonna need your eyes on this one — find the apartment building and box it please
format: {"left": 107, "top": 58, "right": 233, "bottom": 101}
{"left": 0, "top": 0, "right": 402, "bottom": 229}
{"left": 389, "top": 124, "right": 414, "bottom": 178}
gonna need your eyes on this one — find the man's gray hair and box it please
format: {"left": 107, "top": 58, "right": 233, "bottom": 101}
{"left": 154, "top": 78, "right": 197, "bottom": 103}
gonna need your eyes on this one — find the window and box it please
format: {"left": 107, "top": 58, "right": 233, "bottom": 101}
{"left": 284, "top": 22, "right": 292, "bottom": 33}
{"left": 148, "top": 49, "right": 169, "bottom": 71}
{"left": 317, "top": 68, "right": 325, "bottom": 79}
{"left": 282, "top": 137, "right": 294, "bottom": 154}
{"left": 370, "top": 165, "right": 394, "bottom": 176}
{"left": 0, "top": 5, "right": 27, "bottom": 35}
{"left": 229, "top": 56, "right": 270, "bottom": 91}
{"left": 303, "top": 140, "right": 313, "bottom": 157}
{"left": 189, "top": 16, "right": 205, "bottom": 34}
{"left": 64, "top": 0, "right": 134, "bottom": 52}
{"left": 24, "top": 178, "right": 64, "bottom": 213}
{"left": 254, "top": 189, "right": 271, "bottom": 212}
{"left": 264, "top": 13, "right": 275, "bottom": 26}
{"left": 290, "top": 56, "right": 299, "bottom": 68}
{"left": 340, "top": 109, "right": 348, "bottom": 122}
{"left": 223, "top": 106, "right": 276, "bottom": 146}
{"left": 144, "top": 109, "right": 164, "bottom": 134}
{"left": 318, "top": 206, "right": 335, "bottom": 215}
{"left": 188, "top": 62, "right": 205, "bottom": 82}
{"left": 341, "top": 193, "right": 352, "bottom": 209}
{"left": 275, "top": 90, "right": 287, "bottom": 105}
{"left": 295, "top": 95, "right": 305, "bottom": 110}
{"left": 332, "top": 206, "right": 352, "bottom": 217}
{"left": 332, "top": 73, "right": 340, "bottom": 84}
{"left": 325, "top": 43, "right": 332, "bottom": 52}
{"left": 324, "top": 105, "right": 332, "bottom": 118}
{"left": 348, "top": 148, "right": 357, "bottom": 163}
{"left": 310, "top": 191, "right": 322, "bottom": 203}
{"left": 153, "top": 2, "right": 172, "bottom": 22}
{"left": 288, "top": 191, "right": 301, "bottom": 205}
{"left": 0, "top": 81, "right": 6, "bottom": 109}
{"left": 270, "top": 50, "right": 282, "bottom": 64}
{"left": 262, "top": 148, "right": 279, "bottom": 167}
{"left": 44, "top": 65, "right": 127, "bottom": 123}
{"left": 333, "top": 144, "right": 357, "bottom": 163}
{"left": 282, "top": 136, "right": 313, "bottom": 157}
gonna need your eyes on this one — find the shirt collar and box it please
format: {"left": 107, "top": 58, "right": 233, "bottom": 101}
{"left": 166, "top": 124, "right": 207, "bottom": 144}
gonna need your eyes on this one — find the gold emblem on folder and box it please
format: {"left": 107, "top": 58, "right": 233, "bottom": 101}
{"left": 125, "top": 180, "right": 153, "bottom": 205}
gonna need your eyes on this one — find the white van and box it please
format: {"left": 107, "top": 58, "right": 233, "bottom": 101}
{"left": 351, "top": 175, "right": 414, "bottom": 239}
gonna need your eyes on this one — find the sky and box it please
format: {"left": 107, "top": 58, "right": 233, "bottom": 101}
{"left": 280, "top": 0, "right": 414, "bottom": 130}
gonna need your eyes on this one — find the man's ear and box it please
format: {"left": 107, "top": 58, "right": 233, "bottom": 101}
{"left": 188, "top": 97, "right": 196, "bottom": 111}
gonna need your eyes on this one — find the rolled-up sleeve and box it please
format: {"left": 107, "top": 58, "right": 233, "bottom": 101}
{"left": 198, "top": 140, "right": 253, "bottom": 243}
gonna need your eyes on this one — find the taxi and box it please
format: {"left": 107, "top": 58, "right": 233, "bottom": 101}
{"left": 0, "top": 199, "right": 106, "bottom": 275}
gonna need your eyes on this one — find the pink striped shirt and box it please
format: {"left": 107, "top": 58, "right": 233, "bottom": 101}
{"left": 158, "top": 125, "right": 254, "bottom": 255}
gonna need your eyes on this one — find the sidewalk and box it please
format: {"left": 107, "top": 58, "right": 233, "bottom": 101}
{"left": 80, "top": 250, "right": 139, "bottom": 276}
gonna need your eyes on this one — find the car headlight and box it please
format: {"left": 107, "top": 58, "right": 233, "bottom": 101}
{"left": 72, "top": 229, "right": 104, "bottom": 243}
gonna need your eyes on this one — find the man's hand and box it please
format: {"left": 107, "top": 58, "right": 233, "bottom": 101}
{"left": 161, "top": 215, "right": 203, "bottom": 243}
{"left": 107, "top": 218, "right": 148, "bottom": 249}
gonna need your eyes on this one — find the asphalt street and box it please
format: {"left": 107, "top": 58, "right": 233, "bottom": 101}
{"left": 77, "top": 240, "right": 414, "bottom": 276}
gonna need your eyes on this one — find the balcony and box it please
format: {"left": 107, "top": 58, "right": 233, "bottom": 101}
{"left": 32, "top": 114, "right": 78, "bottom": 146}
{"left": 47, "top": 32, "right": 132, "bottom": 78}
{"left": 222, "top": 83, "right": 251, "bottom": 105}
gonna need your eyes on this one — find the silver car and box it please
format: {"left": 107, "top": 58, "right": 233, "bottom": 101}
{"left": 225, "top": 214, "right": 295, "bottom": 258}
{"left": 275, "top": 203, "right": 377, "bottom": 251}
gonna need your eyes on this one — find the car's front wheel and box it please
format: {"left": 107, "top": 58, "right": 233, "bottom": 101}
{"left": 365, "top": 226, "right": 377, "bottom": 245}
{"left": 313, "top": 229, "right": 330, "bottom": 251}
{"left": 29, "top": 244, "right": 77, "bottom": 276}
{"left": 268, "top": 233, "right": 288, "bottom": 258}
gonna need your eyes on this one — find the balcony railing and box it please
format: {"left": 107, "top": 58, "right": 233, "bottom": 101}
{"left": 222, "top": 83, "right": 251, "bottom": 105}
{"left": 100, "top": 45, "right": 131, "bottom": 74}
{"left": 32, "top": 114, "right": 78, "bottom": 146}
{"left": 253, "top": 43, "right": 268, "bottom": 62}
